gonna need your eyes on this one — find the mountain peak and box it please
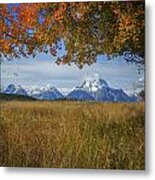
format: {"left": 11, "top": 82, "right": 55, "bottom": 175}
{"left": 77, "top": 74, "right": 109, "bottom": 93}
{"left": 4, "top": 84, "right": 16, "bottom": 94}
{"left": 72, "top": 75, "right": 137, "bottom": 102}
{"left": 2, "top": 76, "right": 138, "bottom": 102}
{"left": 27, "top": 84, "right": 63, "bottom": 100}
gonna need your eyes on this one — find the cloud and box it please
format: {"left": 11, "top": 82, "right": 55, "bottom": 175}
{"left": 1, "top": 56, "right": 144, "bottom": 94}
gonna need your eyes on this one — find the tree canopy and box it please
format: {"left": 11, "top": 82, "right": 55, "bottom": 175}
{"left": 0, "top": 1, "right": 145, "bottom": 68}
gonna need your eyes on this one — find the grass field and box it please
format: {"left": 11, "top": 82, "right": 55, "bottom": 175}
{"left": 0, "top": 101, "right": 145, "bottom": 169}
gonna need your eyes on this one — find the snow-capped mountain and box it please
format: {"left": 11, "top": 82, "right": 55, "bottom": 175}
{"left": 76, "top": 78, "right": 109, "bottom": 93}
{"left": 16, "top": 88, "right": 28, "bottom": 96}
{"left": 28, "top": 85, "right": 64, "bottom": 100}
{"left": 2, "top": 84, "right": 63, "bottom": 100}
{"left": 4, "top": 84, "right": 16, "bottom": 94}
{"left": 2, "top": 77, "right": 138, "bottom": 102}
{"left": 68, "top": 77, "right": 137, "bottom": 102}
{"left": 4, "top": 84, "right": 27, "bottom": 96}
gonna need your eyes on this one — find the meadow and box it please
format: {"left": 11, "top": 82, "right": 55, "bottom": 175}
{"left": 0, "top": 101, "right": 145, "bottom": 169}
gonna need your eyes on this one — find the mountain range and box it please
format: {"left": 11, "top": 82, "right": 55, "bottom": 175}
{"left": 1, "top": 78, "right": 138, "bottom": 102}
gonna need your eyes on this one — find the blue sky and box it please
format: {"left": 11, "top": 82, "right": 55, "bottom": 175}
{"left": 0, "top": 4, "right": 144, "bottom": 95}
{"left": 1, "top": 52, "right": 144, "bottom": 95}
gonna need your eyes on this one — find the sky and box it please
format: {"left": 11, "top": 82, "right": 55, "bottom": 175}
{"left": 0, "top": 4, "right": 144, "bottom": 96}
{"left": 1, "top": 52, "right": 144, "bottom": 95}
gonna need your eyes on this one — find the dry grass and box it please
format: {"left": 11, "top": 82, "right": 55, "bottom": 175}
{"left": 0, "top": 101, "right": 145, "bottom": 169}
